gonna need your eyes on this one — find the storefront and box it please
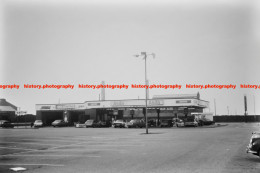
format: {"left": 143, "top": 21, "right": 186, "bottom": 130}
{"left": 36, "top": 94, "right": 209, "bottom": 125}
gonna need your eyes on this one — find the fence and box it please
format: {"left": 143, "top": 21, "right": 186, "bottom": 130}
{"left": 213, "top": 115, "right": 260, "bottom": 122}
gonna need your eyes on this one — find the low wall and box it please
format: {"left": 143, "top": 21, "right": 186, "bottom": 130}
{"left": 213, "top": 115, "right": 260, "bottom": 122}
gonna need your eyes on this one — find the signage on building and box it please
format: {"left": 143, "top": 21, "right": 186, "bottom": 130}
{"left": 40, "top": 106, "right": 51, "bottom": 109}
{"left": 148, "top": 100, "right": 164, "bottom": 106}
{"left": 56, "top": 104, "right": 75, "bottom": 110}
{"left": 113, "top": 110, "right": 118, "bottom": 115}
{"left": 16, "top": 111, "right": 27, "bottom": 116}
{"left": 176, "top": 100, "right": 191, "bottom": 104}
{"left": 111, "top": 101, "right": 125, "bottom": 106}
{"left": 197, "top": 100, "right": 209, "bottom": 107}
{"left": 88, "top": 103, "right": 101, "bottom": 106}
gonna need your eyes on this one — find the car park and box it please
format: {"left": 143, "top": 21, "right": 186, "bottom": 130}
{"left": 34, "top": 120, "right": 43, "bottom": 127}
{"left": 113, "top": 119, "right": 126, "bottom": 128}
{"left": 160, "top": 119, "right": 173, "bottom": 127}
{"left": 51, "top": 120, "right": 68, "bottom": 127}
{"left": 0, "top": 120, "right": 14, "bottom": 128}
{"left": 246, "top": 131, "right": 260, "bottom": 157}
{"left": 126, "top": 119, "right": 145, "bottom": 128}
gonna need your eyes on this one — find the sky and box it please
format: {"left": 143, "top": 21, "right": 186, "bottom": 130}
{"left": 0, "top": 0, "right": 260, "bottom": 115}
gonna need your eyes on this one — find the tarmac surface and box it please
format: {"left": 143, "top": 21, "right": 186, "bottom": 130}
{"left": 0, "top": 123, "right": 260, "bottom": 173}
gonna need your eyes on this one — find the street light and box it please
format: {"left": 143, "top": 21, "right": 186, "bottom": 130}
{"left": 134, "top": 52, "right": 155, "bottom": 134}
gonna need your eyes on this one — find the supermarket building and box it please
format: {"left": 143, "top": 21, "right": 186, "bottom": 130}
{"left": 36, "top": 93, "right": 209, "bottom": 125}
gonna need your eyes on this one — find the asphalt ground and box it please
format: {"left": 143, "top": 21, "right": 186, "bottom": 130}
{"left": 0, "top": 123, "right": 260, "bottom": 173}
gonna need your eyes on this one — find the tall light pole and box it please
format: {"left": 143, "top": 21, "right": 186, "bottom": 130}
{"left": 254, "top": 95, "right": 256, "bottom": 115}
{"left": 134, "top": 52, "right": 155, "bottom": 134}
{"left": 214, "top": 99, "right": 216, "bottom": 116}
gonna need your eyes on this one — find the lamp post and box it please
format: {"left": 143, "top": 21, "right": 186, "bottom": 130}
{"left": 134, "top": 52, "right": 155, "bottom": 134}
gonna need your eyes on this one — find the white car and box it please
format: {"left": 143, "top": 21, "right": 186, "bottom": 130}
{"left": 176, "top": 119, "right": 185, "bottom": 127}
{"left": 75, "top": 123, "right": 86, "bottom": 128}
{"left": 34, "top": 120, "right": 43, "bottom": 127}
{"left": 184, "top": 120, "right": 198, "bottom": 127}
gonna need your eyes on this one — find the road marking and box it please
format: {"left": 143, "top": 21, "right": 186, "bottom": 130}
{"left": 0, "top": 146, "right": 38, "bottom": 151}
{"left": 71, "top": 144, "right": 145, "bottom": 147}
{"left": 0, "top": 141, "right": 87, "bottom": 156}
{"left": 0, "top": 164, "right": 64, "bottom": 166}
{"left": 1, "top": 155, "right": 100, "bottom": 157}
{"left": 0, "top": 141, "right": 58, "bottom": 146}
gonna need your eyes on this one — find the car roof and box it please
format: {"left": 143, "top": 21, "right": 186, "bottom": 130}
{"left": 0, "top": 120, "right": 8, "bottom": 124}
{"left": 0, "top": 120, "right": 8, "bottom": 122}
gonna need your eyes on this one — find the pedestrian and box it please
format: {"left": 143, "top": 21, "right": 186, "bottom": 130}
{"left": 30, "top": 122, "right": 33, "bottom": 128}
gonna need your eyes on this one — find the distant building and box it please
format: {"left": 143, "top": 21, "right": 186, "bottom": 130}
{"left": 0, "top": 99, "right": 17, "bottom": 121}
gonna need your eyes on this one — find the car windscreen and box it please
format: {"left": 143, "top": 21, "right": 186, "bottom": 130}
{"left": 86, "top": 120, "right": 94, "bottom": 123}
{"left": 161, "top": 120, "right": 169, "bottom": 122}
{"left": 115, "top": 120, "right": 123, "bottom": 123}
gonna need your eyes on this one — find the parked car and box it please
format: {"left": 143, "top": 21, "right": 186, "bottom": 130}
{"left": 160, "top": 119, "right": 173, "bottom": 127}
{"left": 113, "top": 119, "right": 126, "bottom": 128}
{"left": 75, "top": 122, "right": 86, "bottom": 128}
{"left": 34, "top": 120, "right": 43, "bottom": 127}
{"left": 184, "top": 119, "right": 198, "bottom": 127}
{"left": 198, "top": 118, "right": 215, "bottom": 126}
{"left": 99, "top": 120, "right": 112, "bottom": 127}
{"left": 148, "top": 119, "right": 156, "bottom": 127}
{"left": 172, "top": 118, "right": 181, "bottom": 126}
{"left": 51, "top": 120, "right": 68, "bottom": 127}
{"left": 85, "top": 119, "right": 100, "bottom": 128}
{"left": 176, "top": 119, "right": 185, "bottom": 127}
{"left": 0, "top": 120, "right": 14, "bottom": 128}
{"left": 247, "top": 131, "right": 260, "bottom": 157}
{"left": 126, "top": 119, "right": 145, "bottom": 128}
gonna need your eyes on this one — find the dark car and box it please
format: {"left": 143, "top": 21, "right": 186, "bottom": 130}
{"left": 100, "top": 120, "right": 111, "bottom": 127}
{"left": 113, "top": 119, "right": 126, "bottom": 128}
{"left": 85, "top": 119, "right": 100, "bottom": 128}
{"left": 0, "top": 120, "right": 14, "bottom": 128}
{"left": 126, "top": 119, "right": 145, "bottom": 128}
{"left": 160, "top": 119, "right": 173, "bottom": 127}
{"left": 198, "top": 118, "right": 215, "bottom": 126}
{"left": 148, "top": 119, "right": 157, "bottom": 127}
{"left": 51, "top": 120, "right": 68, "bottom": 127}
{"left": 247, "top": 132, "right": 260, "bottom": 157}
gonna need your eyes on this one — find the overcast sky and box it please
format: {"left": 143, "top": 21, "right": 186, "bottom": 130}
{"left": 1, "top": 0, "right": 260, "bottom": 115}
